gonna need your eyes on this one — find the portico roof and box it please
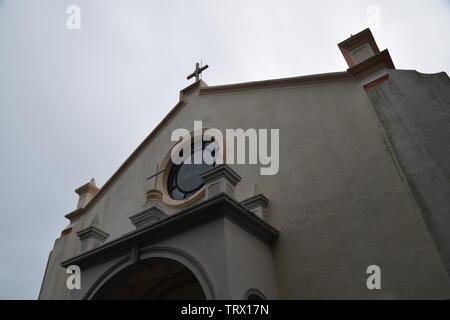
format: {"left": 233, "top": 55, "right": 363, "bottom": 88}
{"left": 61, "top": 194, "right": 279, "bottom": 269}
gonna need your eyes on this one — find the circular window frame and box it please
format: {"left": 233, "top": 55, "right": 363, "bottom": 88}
{"left": 157, "top": 129, "right": 221, "bottom": 208}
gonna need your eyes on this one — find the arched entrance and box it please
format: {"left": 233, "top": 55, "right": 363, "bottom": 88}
{"left": 92, "top": 257, "right": 206, "bottom": 300}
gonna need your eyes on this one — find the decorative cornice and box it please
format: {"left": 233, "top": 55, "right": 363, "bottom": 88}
{"left": 75, "top": 183, "right": 99, "bottom": 196}
{"left": 61, "top": 194, "right": 279, "bottom": 269}
{"left": 129, "top": 205, "right": 168, "bottom": 229}
{"left": 199, "top": 72, "right": 354, "bottom": 95}
{"left": 200, "top": 165, "right": 242, "bottom": 186}
{"left": 338, "top": 28, "right": 381, "bottom": 68}
{"left": 76, "top": 226, "right": 109, "bottom": 242}
{"left": 347, "top": 49, "right": 395, "bottom": 78}
{"left": 338, "top": 28, "right": 380, "bottom": 51}
{"left": 65, "top": 208, "right": 84, "bottom": 220}
{"left": 241, "top": 194, "right": 269, "bottom": 210}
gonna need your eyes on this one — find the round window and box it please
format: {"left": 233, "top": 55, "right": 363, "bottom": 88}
{"left": 167, "top": 141, "right": 216, "bottom": 200}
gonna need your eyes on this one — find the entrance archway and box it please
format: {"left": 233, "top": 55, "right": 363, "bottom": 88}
{"left": 92, "top": 257, "right": 206, "bottom": 300}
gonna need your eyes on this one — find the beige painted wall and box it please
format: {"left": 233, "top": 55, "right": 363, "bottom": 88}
{"left": 41, "top": 75, "right": 450, "bottom": 299}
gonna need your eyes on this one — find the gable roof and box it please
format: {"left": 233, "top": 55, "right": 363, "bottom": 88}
{"left": 66, "top": 71, "right": 355, "bottom": 221}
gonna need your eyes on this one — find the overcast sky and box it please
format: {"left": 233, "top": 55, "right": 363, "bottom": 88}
{"left": 0, "top": 0, "right": 449, "bottom": 299}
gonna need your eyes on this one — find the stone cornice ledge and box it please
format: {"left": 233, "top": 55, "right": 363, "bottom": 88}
{"left": 199, "top": 72, "right": 354, "bottom": 95}
{"left": 61, "top": 194, "right": 279, "bottom": 269}
{"left": 77, "top": 227, "right": 109, "bottom": 242}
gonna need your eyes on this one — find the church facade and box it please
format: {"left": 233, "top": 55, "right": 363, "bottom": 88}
{"left": 39, "top": 29, "right": 450, "bottom": 300}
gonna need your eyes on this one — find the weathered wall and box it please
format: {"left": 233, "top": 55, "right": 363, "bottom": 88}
{"left": 38, "top": 231, "right": 79, "bottom": 299}
{"left": 41, "top": 74, "right": 450, "bottom": 299}
{"left": 366, "top": 69, "right": 450, "bottom": 276}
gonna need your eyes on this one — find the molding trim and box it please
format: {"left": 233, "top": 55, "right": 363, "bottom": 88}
{"left": 61, "top": 194, "right": 279, "bottom": 269}
{"left": 129, "top": 205, "right": 169, "bottom": 229}
{"left": 338, "top": 28, "right": 381, "bottom": 68}
{"left": 77, "top": 226, "right": 109, "bottom": 242}
{"left": 75, "top": 183, "right": 99, "bottom": 196}
{"left": 65, "top": 208, "right": 84, "bottom": 221}
{"left": 82, "top": 256, "right": 131, "bottom": 300}
{"left": 199, "top": 72, "right": 354, "bottom": 95}
{"left": 241, "top": 194, "right": 269, "bottom": 221}
{"left": 347, "top": 49, "right": 395, "bottom": 79}
{"left": 338, "top": 28, "right": 380, "bottom": 52}
{"left": 138, "top": 246, "right": 217, "bottom": 300}
{"left": 83, "top": 247, "right": 216, "bottom": 300}
{"left": 200, "top": 165, "right": 241, "bottom": 186}
{"left": 241, "top": 194, "right": 269, "bottom": 210}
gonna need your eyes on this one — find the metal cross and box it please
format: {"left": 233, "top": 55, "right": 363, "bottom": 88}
{"left": 187, "top": 62, "right": 209, "bottom": 82}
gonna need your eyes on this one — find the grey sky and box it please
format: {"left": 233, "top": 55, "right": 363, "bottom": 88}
{"left": 0, "top": 0, "right": 449, "bottom": 299}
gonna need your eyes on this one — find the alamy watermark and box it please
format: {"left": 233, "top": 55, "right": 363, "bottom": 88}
{"left": 366, "top": 265, "right": 381, "bottom": 290}
{"left": 171, "top": 121, "right": 280, "bottom": 176}
{"left": 66, "top": 5, "right": 81, "bottom": 30}
{"left": 366, "top": 5, "right": 381, "bottom": 30}
{"left": 66, "top": 265, "right": 81, "bottom": 290}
